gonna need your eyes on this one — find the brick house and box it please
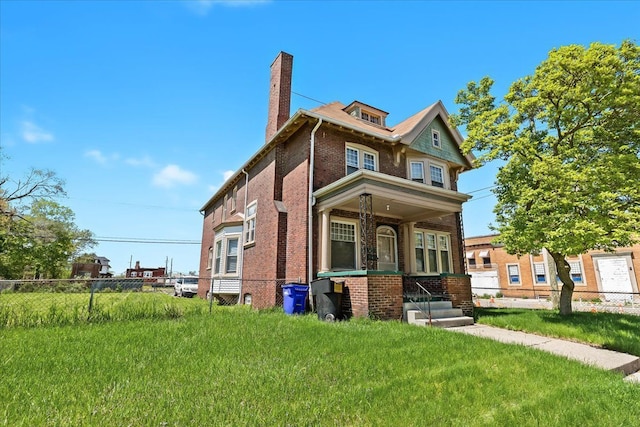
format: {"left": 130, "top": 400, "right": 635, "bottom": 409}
{"left": 125, "top": 261, "right": 165, "bottom": 283}
{"left": 466, "top": 234, "right": 640, "bottom": 302}
{"left": 199, "top": 52, "right": 475, "bottom": 319}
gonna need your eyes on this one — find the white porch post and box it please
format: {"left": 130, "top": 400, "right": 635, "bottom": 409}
{"left": 319, "top": 208, "right": 331, "bottom": 272}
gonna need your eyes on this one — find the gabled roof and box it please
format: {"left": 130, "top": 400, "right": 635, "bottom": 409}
{"left": 200, "top": 100, "right": 475, "bottom": 212}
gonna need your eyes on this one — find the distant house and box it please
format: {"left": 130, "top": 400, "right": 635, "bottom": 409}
{"left": 71, "top": 256, "right": 112, "bottom": 278}
{"left": 198, "top": 52, "right": 475, "bottom": 320}
{"left": 125, "top": 261, "right": 165, "bottom": 282}
{"left": 465, "top": 234, "right": 640, "bottom": 302}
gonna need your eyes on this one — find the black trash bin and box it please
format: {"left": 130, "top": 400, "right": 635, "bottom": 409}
{"left": 311, "top": 278, "right": 343, "bottom": 321}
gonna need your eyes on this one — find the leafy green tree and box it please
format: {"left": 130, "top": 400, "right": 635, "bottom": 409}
{"left": 452, "top": 40, "right": 640, "bottom": 315}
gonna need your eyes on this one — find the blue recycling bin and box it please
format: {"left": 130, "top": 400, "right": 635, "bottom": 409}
{"left": 283, "top": 284, "right": 309, "bottom": 315}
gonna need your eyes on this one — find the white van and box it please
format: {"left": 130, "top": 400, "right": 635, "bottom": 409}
{"left": 174, "top": 276, "right": 199, "bottom": 298}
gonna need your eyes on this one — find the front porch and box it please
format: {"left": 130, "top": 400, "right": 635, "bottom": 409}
{"left": 317, "top": 271, "right": 474, "bottom": 321}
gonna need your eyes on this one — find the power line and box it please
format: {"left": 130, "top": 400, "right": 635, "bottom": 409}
{"left": 292, "top": 91, "right": 326, "bottom": 105}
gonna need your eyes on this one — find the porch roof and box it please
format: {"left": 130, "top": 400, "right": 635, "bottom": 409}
{"left": 313, "top": 169, "right": 471, "bottom": 222}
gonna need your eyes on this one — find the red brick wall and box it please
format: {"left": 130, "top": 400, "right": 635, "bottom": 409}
{"left": 441, "top": 274, "right": 473, "bottom": 316}
{"left": 329, "top": 274, "right": 402, "bottom": 320}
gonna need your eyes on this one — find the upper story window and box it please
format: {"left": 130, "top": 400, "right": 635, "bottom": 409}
{"left": 432, "top": 130, "right": 441, "bottom": 148}
{"left": 143, "top": 271, "right": 153, "bottom": 278}
{"left": 346, "top": 143, "right": 378, "bottom": 175}
{"left": 207, "top": 246, "right": 214, "bottom": 270}
{"left": 507, "top": 264, "right": 521, "bottom": 285}
{"left": 360, "top": 111, "right": 381, "bottom": 125}
{"left": 569, "top": 260, "right": 584, "bottom": 284}
{"left": 214, "top": 234, "right": 240, "bottom": 276}
{"left": 245, "top": 201, "right": 257, "bottom": 245}
{"left": 410, "top": 162, "right": 425, "bottom": 183}
{"left": 214, "top": 240, "right": 222, "bottom": 274}
{"left": 533, "top": 262, "right": 547, "bottom": 284}
{"left": 408, "top": 158, "right": 449, "bottom": 189}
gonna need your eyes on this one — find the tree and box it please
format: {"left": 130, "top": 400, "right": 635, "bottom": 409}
{"left": 451, "top": 40, "right": 640, "bottom": 315}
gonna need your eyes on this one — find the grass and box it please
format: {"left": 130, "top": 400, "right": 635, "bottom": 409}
{"left": 476, "top": 307, "right": 640, "bottom": 356}
{"left": 0, "top": 291, "right": 209, "bottom": 328}
{"left": 1, "top": 308, "right": 639, "bottom": 426}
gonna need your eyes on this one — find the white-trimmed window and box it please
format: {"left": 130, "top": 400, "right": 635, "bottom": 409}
{"left": 345, "top": 143, "right": 378, "bottom": 175}
{"left": 245, "top": 201, "right": 257, "bottom": 244}
{"left": 430, "top": 164, "right": 445, "bottom": 188}
{"left": 432, "top": 129, "right": 441, "bottom": 148}
{"left": 331, "top": 220, "right": 357, "bottom": 270}
{"left": 143, "top": 271, "right": 153, "bottom": 278}
{"left": 207, "top": 246, "right": 213, "bottom": 270}
{"left": 130, "top": 271, "right": 137, "bottom": 278}
{"left": 407, "top": 158, "right": 448, "bottom": 189}
{"left": 225, "top": 238, "right": 238, "bottom": 274}
{"left": 569, "top": 260, "right": 584, "bottom": 284}
{"left": 414, "top": 231, "right": 451, "bottom": 274}
{"left": 533, "top": 262, "right": 547, "bottom": 284}
{"left": 507, "top": 264, "right": 521, "bottom": 285}
{"left": 410, "top": 162, "right": 425, "bottom": 183}
{"left": 376, "top": 226, "right": 397, "bottom": 271}
{"left": 360, "top": 110, "right": 381, "bottom": 125}
{"left": 214, "top": 240, "right": 222, "bottom": 274}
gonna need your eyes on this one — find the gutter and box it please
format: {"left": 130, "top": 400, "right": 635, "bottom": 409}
{"left": 308, "top": 118, "right": 322, "bottom": 308}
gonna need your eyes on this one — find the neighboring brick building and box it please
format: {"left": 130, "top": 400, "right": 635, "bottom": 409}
{"left": 199, "top": 52, "right": 476, "bottom": 319}
{"left": 466, "top": 234, "right": 640, "bottom": 302}
{"left": 125, "top": 261, "right": 165, "bottom": 283}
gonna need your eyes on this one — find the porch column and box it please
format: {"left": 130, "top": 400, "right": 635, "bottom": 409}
{"left": 319, "top": 208, "right": 331, "bottom": 272}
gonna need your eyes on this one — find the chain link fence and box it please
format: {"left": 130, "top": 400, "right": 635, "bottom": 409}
{"left": 472, "top": 286, "right": 640, "bottom": 316}
{"left": 0, "top": 277, "right": 209, "bottom": 328}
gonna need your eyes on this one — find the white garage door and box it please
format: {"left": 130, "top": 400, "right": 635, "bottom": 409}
{"left": 471, "top": 271, "right": 500, "bottom": 296}
{"left": 596, "top": 256, "right": 635, "bottom": 302}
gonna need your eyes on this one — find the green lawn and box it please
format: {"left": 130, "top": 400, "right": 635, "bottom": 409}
{"left": 476, "top": 307, "right": 640, "bottom": 357}
{"left": 1, "top": 308, "right": 639, "bottom": 426}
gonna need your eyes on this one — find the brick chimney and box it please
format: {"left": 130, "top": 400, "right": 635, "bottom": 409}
{"left": 265, "top": 51, "right": 293, "bottom": 142}
{"left": 135, "top": 261, "right": 140, "bottom": 269}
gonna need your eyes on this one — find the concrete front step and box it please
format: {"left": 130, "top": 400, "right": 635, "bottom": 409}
{"left": 404, "top": 301, "right": 453, "bottom": 311}
{"left": 406, "top": 308, "right": 465, "bottom": 323}
{"left": 412, "top": 316, "right": 475, "bottom": 328}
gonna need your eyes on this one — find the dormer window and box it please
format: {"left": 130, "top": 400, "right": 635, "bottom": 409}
{"left": 361, "top": 111, "right": 381, "bottom": 125}
{"left": 343, "top": 101, "right": 388, "bottom": 127}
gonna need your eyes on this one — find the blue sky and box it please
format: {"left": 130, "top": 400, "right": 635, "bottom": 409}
{"left": 1, "top": 0, "right": 638, "bottom": 275}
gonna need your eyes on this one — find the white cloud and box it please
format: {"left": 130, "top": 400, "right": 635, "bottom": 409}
{"left": 85, "top": 149, "right": 108, "bottom": 164}
{"left": 186, "top": 0, "right": 270, "bottom": 15}
{"left": 153, "top": 164, "right": 198, "bottom": 188}
{"left": 223, "top": 170, "right": 234, "bottom": 181}
{"left": 21, "top": 120, "right": 54, "bottom": 143}
{"left": 125, "top": 155, "right": 156, "bottom": 168}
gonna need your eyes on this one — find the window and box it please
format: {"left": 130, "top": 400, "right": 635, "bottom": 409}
{"left": 569, "top": 261, "right": 583, "bottom": 283}
{"left": 345, "top": 144, "right": 378, "bottom": 175}
{"left": 225, "top": 238, "right": 238, "bottom": 273}
{"left": 143, "top": 271, "right": 153, "bottom": 278}
{"left": 439, "top": 235, "right": 450, "bottom": 273}
{"left": 360, "top": 110, "right": 381, "bottom": 125}
{"left": 432, "top": 130, "right": 441, "bottom": 148}
{"left": 207, "top": 246, "right": 213, "bottom": 269}
{"left": 130, "top": 271, "right": 137, "bottom": 277}
{"left": 467, "top": 252, "right": 476, "bottom": 268}
{"left": 214, "top": 240, "right": 222, "bottom": 274}
{"left": 507, "top": 264, "right": 521, "bottom": 285}
{"left": 533, "top": 262, "right": 546, "bottom": 284}
{"left": 346, "top": 147, "right": 359, "bottom": 174}
{"left": 414, "top": 231, "right": 451, "bottom": 274}
{"left": 415, "top": 232, "right": 425, "bottom": 272}
{"left": 410, "top": 162, "right": 425, "bottom": 183}
{"left": 430, "top": 164, "right": 444, "bottom": 188}
{"left": 331, "top": 221, "right": 357, "bottom": 270}
{"left": 245, "top": 202, "right": 257, "bottom": 244}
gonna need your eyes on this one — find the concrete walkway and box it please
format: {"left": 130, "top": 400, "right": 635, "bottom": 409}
{"left": 448, "top": 324, "right": 640, "bottom": 383}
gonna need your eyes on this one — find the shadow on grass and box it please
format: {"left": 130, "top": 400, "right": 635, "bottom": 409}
{"left": 476, "top": 307, "right": 640, "bottom": 356}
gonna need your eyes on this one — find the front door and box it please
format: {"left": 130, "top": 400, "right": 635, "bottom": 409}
{"left": 377, "top": 226, "right": 398, "bottom": 271}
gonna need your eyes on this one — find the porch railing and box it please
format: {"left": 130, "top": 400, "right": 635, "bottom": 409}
{"left": 405, "top": 281, "right": 433, "bottom": 327}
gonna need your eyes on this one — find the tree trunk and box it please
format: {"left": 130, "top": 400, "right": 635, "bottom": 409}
{"left": 548, "top": 250, "right": 575, "bottom": 316}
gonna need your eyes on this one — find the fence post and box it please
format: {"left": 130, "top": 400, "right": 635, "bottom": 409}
{"left": 88, "top": 283, "right": 96, "bottom": 319}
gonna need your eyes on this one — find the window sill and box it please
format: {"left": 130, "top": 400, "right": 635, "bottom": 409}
{"left": 244, "top": 241, "right": 256, "bottom": 249}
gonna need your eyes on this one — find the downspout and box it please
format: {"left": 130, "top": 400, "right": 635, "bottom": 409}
{"left": 308, "top": 119, "right": 323, "bottom": 304}
{"left": 237, "top": 169, "right": 250, "bottom": 305}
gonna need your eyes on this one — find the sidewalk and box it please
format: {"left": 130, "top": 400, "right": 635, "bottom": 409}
{"left": 448, "top": 324, "right": 640, "bottom": 383}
